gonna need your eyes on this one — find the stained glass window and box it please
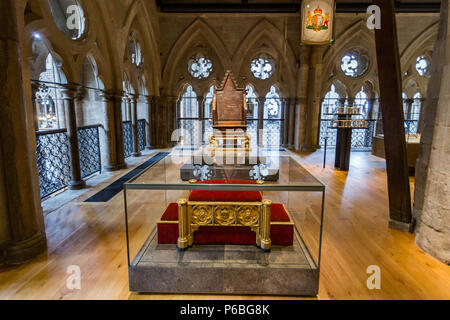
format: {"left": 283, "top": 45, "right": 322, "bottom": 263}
{"left": 36, "top": 54, "right": 64, "bottom": 130}
{"left": 180, "top": 85, "right": 199, "bottom": 118}
{"left": 188, "top": 55, "right": 213, "bottom": 79}
{"left": 204, "top": 86, "right": 214, "bottom": 119}
{"left": 321, "top": 84, "right": 340, "bottom": 117}
{"left": 245, "top": 85, "right": 259, "bottom": 119}
{"left": 129, "top": 33, "right": 142, "bottom": 67}
{"left": 411, "top": 92, "right": 421, "bottom": 120}
{"left": 264, "top": 86, "right": 281, "bottom": 119}
{"left": 355, "top": 87, "right": 369, "bottom": 118}
{"left": 341, "top": 50, "right": 368, "bottom": 77}
{"left": 416, "top": 56, "right": 430, "bottom": 77}
{"left": 251, "top": 55, "right": 275, "bottom": 80}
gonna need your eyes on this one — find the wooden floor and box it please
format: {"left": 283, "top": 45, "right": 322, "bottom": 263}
{"left": 0, "top": 149, "right": 449, "bottom": 300}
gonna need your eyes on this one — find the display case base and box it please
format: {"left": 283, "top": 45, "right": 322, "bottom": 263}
{"left": 129, "top": 228, "right": 318, "bottom": 296}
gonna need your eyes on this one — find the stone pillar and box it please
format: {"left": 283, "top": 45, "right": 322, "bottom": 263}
{"left": 288, "top": 98, "right": 296, "bottom": 148}
{"left": 144, "top": 96, "right": 152, "bottom": 149}
{"left": 301, "top": 45, "right": 323, "bottom": 152}
{"left": 258, "top": 97, "right": 265, "bottom": 146}
{"left": 405, "top": 98, "right": 413, "bottom": 120}
{"left": 130, "top": 95, "right": 141, "bottom": 157}
{"left": 295, "top": 46, "right": 311, "bottom": 150}
{"left": 413, "top": 0, "right": 450, "bottom": 264}
{"left": 31, "top": 82, "right": 40, "bottom": 131}
{"left": 98, "top": 91, "right": 119, "bottom": 171}
{"left": 153, "top": 96, "right": 168, "bottom": 148}
{"left": 114, "top": 91, "right": 126, "bottom": 169}
{"left": 282, "top": 98, "right": 289, "bottom": 147}
{"left": 0, "top": 0, "right": 46, "bottom": 264}
{"left": 197, "top": 96, "right": 204, "bottom": 146}
{"left": 60, "top": 85, "right": 85, "bottom": 190}
{"left": 167, "top": 96, "right": 177, "bottom": 147}
{"left": 150, "top": 96, "right": 158, "bottom": 147}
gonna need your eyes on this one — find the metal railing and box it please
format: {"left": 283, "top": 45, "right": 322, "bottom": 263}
{"left": 137, "top": 119, "right": 147, "bottom": 152}
{"left": 78, "top": 125, "right": 102, "bottom": 179}
{"left": 123, "top": 121, "right": 133, "bottom": 158}
{"left": 319, "top": 119, "right": 377, "bottom": 149}
{"left": 36, "top": 125, "right": 102, "bottom": 199}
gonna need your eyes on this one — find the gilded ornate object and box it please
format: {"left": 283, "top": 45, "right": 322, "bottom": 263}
{"left": 177, "top": 200, "right": 272, "bottom": 251}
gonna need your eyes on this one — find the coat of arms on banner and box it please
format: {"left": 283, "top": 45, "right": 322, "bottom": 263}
{"left": 306, "top": 6, "right": 329, "bottom": 31}
{"left": 301, "top": 0, "right": 335, "bottom": 45}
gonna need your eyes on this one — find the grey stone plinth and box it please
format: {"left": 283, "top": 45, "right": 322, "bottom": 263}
{"left": 129, "top": 228, "right": 319, "bottom": 296}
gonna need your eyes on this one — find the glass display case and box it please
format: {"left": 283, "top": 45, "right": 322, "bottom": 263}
{"left": 123, "top": 149, "right": 325, "bottom": 296}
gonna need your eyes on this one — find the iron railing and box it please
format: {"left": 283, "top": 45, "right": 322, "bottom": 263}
{"left": 137, "top": 119, "right": 146, "bottom": 152}
{"left": 319, "top": 119, "right": 377, "bottom": 149}
{"left": 36, "top": 125, "right": 102, "bottom": 199}
{"left": 78, "top": 125, "right": 102, "bottom": 179}
{"left": 36, "top": 129, "right": 71, "bottom": 199}
{"left": 123, "top": 121, "right": 133, "bottom": 158}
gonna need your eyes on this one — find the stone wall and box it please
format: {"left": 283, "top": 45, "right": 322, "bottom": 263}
{"left": 413, "top": 0, "right": 450, "bottom": 265}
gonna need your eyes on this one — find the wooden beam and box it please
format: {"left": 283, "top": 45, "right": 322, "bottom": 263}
{"left": 373, "top": 0, "right": 412, "bottom": 230}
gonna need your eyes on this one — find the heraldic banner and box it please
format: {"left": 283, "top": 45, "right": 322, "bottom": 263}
{"left": 301, "top": 0, "right": 335, "bottom": 45}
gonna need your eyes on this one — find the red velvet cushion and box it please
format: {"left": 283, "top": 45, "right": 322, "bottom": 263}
{"left": 271, "top": 203, "right": 291, "bottom": 222}
{"left": 189, "top": 179, "right": 262, "bottom": 202}
{"left": 160, "top": 202, "right": 179, "bottom": 221}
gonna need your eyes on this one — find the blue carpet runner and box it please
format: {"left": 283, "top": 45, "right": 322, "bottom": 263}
{"left": 85, "top": 152, "right": 169, "bottom": 202}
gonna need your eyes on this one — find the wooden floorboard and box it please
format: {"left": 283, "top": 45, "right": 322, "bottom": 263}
{"left": 0, "top": 149, "right": 448, "bottom": 300}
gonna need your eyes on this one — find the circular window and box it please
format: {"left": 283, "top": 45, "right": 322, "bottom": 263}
{"left": 416, "top": 56, "right": 431, "bottom": 77}
{"left": 188, "top": 54, "right": 213, "bottom": 79}
{"left": 340, "top": 50, "right": 369, "bottom": 78}
{"left": 251, "top": 55, "right": 275, "bottom": 80}
{"left": 46, "top": 0, "right": 86, "bottom": 40}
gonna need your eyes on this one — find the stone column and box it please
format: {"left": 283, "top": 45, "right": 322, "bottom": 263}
{"left": 144, "top": 96, "right": 152, "bottom": 150}
{"left": 98, "top": 91, "right": 119, "bottom": 171}
{"left": 288, "top": 98, "right": 296, "bottom": 148}
{"left": 301, "top": 45, "right": 323, "bottom": 152}
{"left": 60, "top": 85, "right": 85, "bottom": 190}
{"left": 167, "top": 96, "right": 178, "bottom": 147}
{"left": 130, "top": 94, "right": 141, "bottom": 157}
{"left": 413, "top": 0, "right": 450, "bottom": 264}
{"left": 31, "top": 82, "right": 40, "bottom": 131}
{"left": 114, "top": 92, "right": 126, "bottom": 168}
{"left": 405, "top": 98, "right": 413, "bottom": 120}
{"left": 0, "top": 0, "right": 46, "bottom": 264}
{"left": 197, "top": 96, "right": 204, "bottom": 146}
{"left": 295, "top": 45, "right": 311, "bottom": 151}
{"left": 282, "top": 98, "right": 289, "bottom": 147}
{"left": 258, "top": 97, "right": 265, "bottom": 146}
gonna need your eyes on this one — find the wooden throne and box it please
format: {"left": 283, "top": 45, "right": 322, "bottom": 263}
{"left": 210, "top": 71, "right": 250, "bottom": 150}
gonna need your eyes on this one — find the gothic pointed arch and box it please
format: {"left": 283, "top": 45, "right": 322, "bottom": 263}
{"left": 121, "top": 0, "right": 161, "bottom": 95}
{"left": 232, "top": 19, "right": 296, "bottom": 97}
{"left": 322, "top": 20, "right": 378, "bottom": 96}
{"left": 163, "top": 18, "right": 230, "bottom": 96}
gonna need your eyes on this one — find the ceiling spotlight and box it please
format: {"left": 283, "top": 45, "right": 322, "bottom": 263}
{"left": 33, "top": 33, "right": 41, "bottom": 39}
